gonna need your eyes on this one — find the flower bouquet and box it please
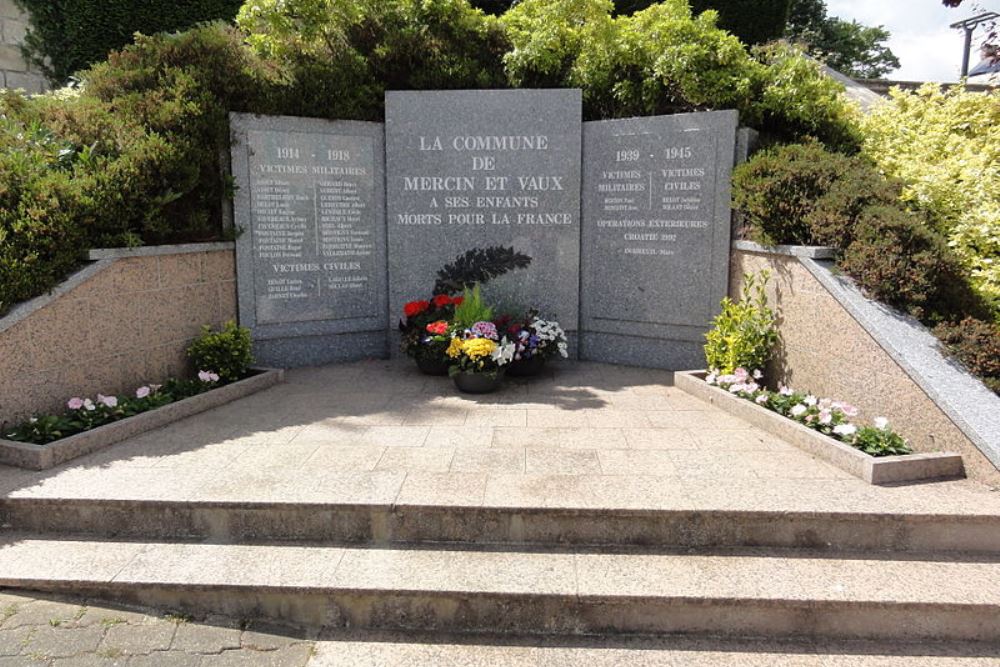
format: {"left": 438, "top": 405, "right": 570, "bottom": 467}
{"left": 399, "top": 293, "right": 464, "bottom": 375}
{"left": 500, "top": 311, "right": 569, "bottom": 377}
{"left": 445, "top": 286, "right": 516, "bottom": 393}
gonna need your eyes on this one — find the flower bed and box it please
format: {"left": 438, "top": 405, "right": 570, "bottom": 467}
{"left": 675, "top": 370, "right": 964, "bottom": 485}
{"left": 0, "top": 368, "right": 283, "bottom": 470}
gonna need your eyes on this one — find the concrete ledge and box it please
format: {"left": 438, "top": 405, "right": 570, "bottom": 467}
{"left": 675, "top": 371, "right": 965, "bottom": 485}
{"left": 87, "top": 242, "right": 235, "bottom": 260}
{"left": 0, "top": 369, "right": 283, "bottom": 471}
{"left": 732, "top": 240, "right": 837, "bottom": 259}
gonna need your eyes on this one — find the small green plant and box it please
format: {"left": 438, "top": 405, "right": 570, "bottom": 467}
{"left": 704, "top": 271, "right": 778, "bottom": 374}
{"left": 852, "top": 425, "right": 912, "bottom": 457}
{"left": 186, "top": 321, "right": 254, "bottom": 383}
{"left": 452, "top": 284, "right": 494, "bottom": 330}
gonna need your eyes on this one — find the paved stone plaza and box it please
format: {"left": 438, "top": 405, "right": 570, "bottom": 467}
{"left": 1, "top": 360, "right": 998, "bottom": 663}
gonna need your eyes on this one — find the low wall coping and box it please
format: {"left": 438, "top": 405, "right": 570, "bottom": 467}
{"left": 87, "top": 242, "right": 235, "bottom": 260}
{"left": 798, "top": 257, "right": 1000, "bottom": 471}
{"left": 732, "top": 240, "right": 837, "bottom": 259}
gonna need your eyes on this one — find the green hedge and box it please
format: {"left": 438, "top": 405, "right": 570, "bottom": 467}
{"left": 15, "top": 0, "right": 244, "bottom": 83}
{"left": 616, "top": 0, "right": 791, "bottom": 44}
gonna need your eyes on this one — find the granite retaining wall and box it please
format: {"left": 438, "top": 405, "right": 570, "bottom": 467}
{"left": 0, "top": 244, "right": 237, "bottom": 425}
{"left": 732, "top": 243, "right": 1000, "bottom": 487}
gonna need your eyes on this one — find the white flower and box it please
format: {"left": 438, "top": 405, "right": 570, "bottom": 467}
{"left": 755, "top": 394, "right": 769, "bottom": 405}
{"left": 83, "top": 398, "right": 95, "bottom": 412}
{"left": 491, "top": 338, "right": 516, "bottom": 366}
{"left": 729, "top": 384, "right": 744, "bottom": 394}
{"left": 804, "top": 395, "right": 818, "bottom": 407}
{"left": 779, "top": 384, "right": 794, "bottom": 396}
{"left": 790, "top": 404, "right": 807, "bottom": 417}
{"left": 706, "top": 372, "right": 718, "bottom": 386}
{"left": 833, "top": 423, "right": 858, "bottom": 437}
{"left": 752, "top": 369, "right": 763, "bottom": 380}
{"left": 874, "top": 417, "right": 889, "bottom": 430}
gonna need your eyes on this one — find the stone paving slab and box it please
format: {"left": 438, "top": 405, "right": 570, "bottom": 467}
{"left": 0, "top": 589, "right": 314, "bottom": 665}
{"left": 309, "top": 634, "right": 1000, "bottom": 666}
{"left": 0, "top": 360, "right": 998, "bottom": 517}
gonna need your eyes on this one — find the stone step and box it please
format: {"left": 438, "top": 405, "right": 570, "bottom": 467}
{"left": 308, "top": 633, "right": 1000, "bottom": 666}
{"left": 3, "top": 495, "right": 1000, "bottom": 554}
{"left": 0, "top": 537, "right": 997, "bottom": 642}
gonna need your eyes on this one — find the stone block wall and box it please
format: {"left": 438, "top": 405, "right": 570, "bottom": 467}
{"left": 732, "top": 248, "right": 1000, "bottom": 486}
{"left": 0, "top": 245, "right": 237, "bottom": 425}
{"left": 0, "top": 0, "right": 46, "bottom": 93}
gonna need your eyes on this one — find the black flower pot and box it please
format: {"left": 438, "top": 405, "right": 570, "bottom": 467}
{"left": 415, "top": 356, "right": 450, "bottom": 376}
{"left": 506, "top": 355, "right": 547, "bottom": 377}
{"left": 452, "top": 370, "right": 505, "bottom": 394}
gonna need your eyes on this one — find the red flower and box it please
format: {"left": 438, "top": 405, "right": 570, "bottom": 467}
{"left": 403, "top": 300, "right": 430, "bottom": 318}
{"left": 452, "top": 296, "right": 464, "bottom": 306}
{"left": 432, "top": 294, "right": 452, "bottom": 308}
{"left": 426, "top": 320, "right": 448, "bottom": 335}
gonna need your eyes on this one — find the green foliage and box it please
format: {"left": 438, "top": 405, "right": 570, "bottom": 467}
{"left": 731, "top": 140, "right": 899, "bottom": 247}
{"left": 237, "top": 0, "right": 509, "bottom": 120}
{"left": 2, "top": 380, "right": 216, "bottom": 445}
{"left": 786, "top": 0, "right": 899, "bottom": 79}
{"left": 860, "top": 84, "right": 1000, "bottom": 312}
{"left": 704, "top": 271, "right": 778, "bottom": 373}
{"left": 851, "top": 425, "right": 912, "bottom": 457}
{"left": 452, "top": 284, "right": 494, "bottom": 330}
{"left": 687, "top": 0, "right": 791, "bottom": 45}
{"left": 933, "top": 318, "right": 1000, "bottom": 395}
{"left": 15, "top": 0, "right": 245, "bottom": 84}
{"left": 500, "top": 0, "right": 859, "bottom": 148}
{"left": 434, "top": 246, "right": 532, "bottom": 296}
{"left": 186, "top": 321, "right": 254, "bottom": 383}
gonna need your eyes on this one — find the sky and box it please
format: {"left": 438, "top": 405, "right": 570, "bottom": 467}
{"left": 825, "top": 0, "right": 1000, "bottom": 81}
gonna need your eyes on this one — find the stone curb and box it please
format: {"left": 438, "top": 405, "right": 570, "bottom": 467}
{"left": 731, "top": 240, "right": 838, "bottom": 259}
{"left": 675, "top": 371, "right": 965, "bottom": 485}
{"left": 87, "top": 242, "right": 235, "bottom": 260}
{"left": 0, "top": 368, "right": 284, "bottom": 471}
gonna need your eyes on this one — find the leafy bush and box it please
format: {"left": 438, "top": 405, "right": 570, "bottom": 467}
{"left": 852, "top": 425, "right": 912, "bottom": 457}
{"left": 732, "top": 140, "right": 898, "bottom": 247}
{"left": 704, "top": 271, "right": 778, "bottom": 373}
{"left": 15, "top": 0, "right": 244, "bottom": 84}
{"left": 501, "top": 0, "right": 859, "bottom": 148}
{"left": 933, "top": 318, "right": 1000, "bottom": 395}
{"left": 237, "top": 0, "right": 510, "bottom": 121}
{"left": 186, "top": 321, "right": 254, "bottom": 382}
{"left": 860, "top": 84, "right": 1000, "bottom": 311}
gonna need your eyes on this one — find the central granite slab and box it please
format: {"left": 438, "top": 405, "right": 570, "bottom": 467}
{"left": 385, "top": 90, "right": 583, "bottom": 341}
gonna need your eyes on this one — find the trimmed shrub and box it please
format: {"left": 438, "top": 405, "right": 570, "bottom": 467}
{"left": 187, "top": 321, "right": 254, "bottom": 382}
{"left": 15, "top": 0, "right": 244, "bottom": 84}
{"left": 933, "top": 318, "right": 1000, "bottom": 395}
{"left": 732, "top": 141, "right": 897, "bottom": 247}
{"left": 704, "top": 271, "right": 778, "bottom": 374}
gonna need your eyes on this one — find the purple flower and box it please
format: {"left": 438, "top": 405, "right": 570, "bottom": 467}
{"left": 67, "top": 397, "right": 84, "bottom": 410}
{"left": 470, "top": 321, "right": 498, "bottom": 340}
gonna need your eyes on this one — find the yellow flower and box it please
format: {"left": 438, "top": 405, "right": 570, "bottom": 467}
{"left": 446, "top": 337, "right": 464, "bottom": 359}
{"left": 462, "top": 338, "right": 496, "bottom": 360}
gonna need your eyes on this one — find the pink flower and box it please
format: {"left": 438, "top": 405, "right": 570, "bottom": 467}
{"left": 818, "top": 409, "right": 832, "bottom": 425}
{"left": 755, "top": 394, "right": 769, "bottom": 405}
{"left": 842, "top": 404, "right": 860, "bottom": 418}
{"left": 198, "top": 370, "right": 220, "bottom": 383}
{"left": 779, "top": 384, "right": 794, "bottom": 396}
{"left": 135, "top": 386, "right": 151, "bottom": 399}
{"left": 97, "top": 394, "right": 118, "bottom": 408}
{"left": 67, "top": 397, "right": 84, "bottom": 410}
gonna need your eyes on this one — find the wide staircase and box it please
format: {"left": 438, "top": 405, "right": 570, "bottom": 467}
{"left": 1, "top": 361, "right": 998, "bottom": 662}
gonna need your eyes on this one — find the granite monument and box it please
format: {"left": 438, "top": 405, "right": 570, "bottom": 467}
{"left": 580, "top": 110, "right": 738, "bottom": 369}
{"left": 384, "top": 90, "right": 582, "bottom": 346}
{"left": 230, "top": 113, "right": 387, "bottom": 366}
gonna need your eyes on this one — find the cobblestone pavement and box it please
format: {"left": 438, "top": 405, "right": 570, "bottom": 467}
{"left": 0, "top": 589, "right": 315, "bottom": 666}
